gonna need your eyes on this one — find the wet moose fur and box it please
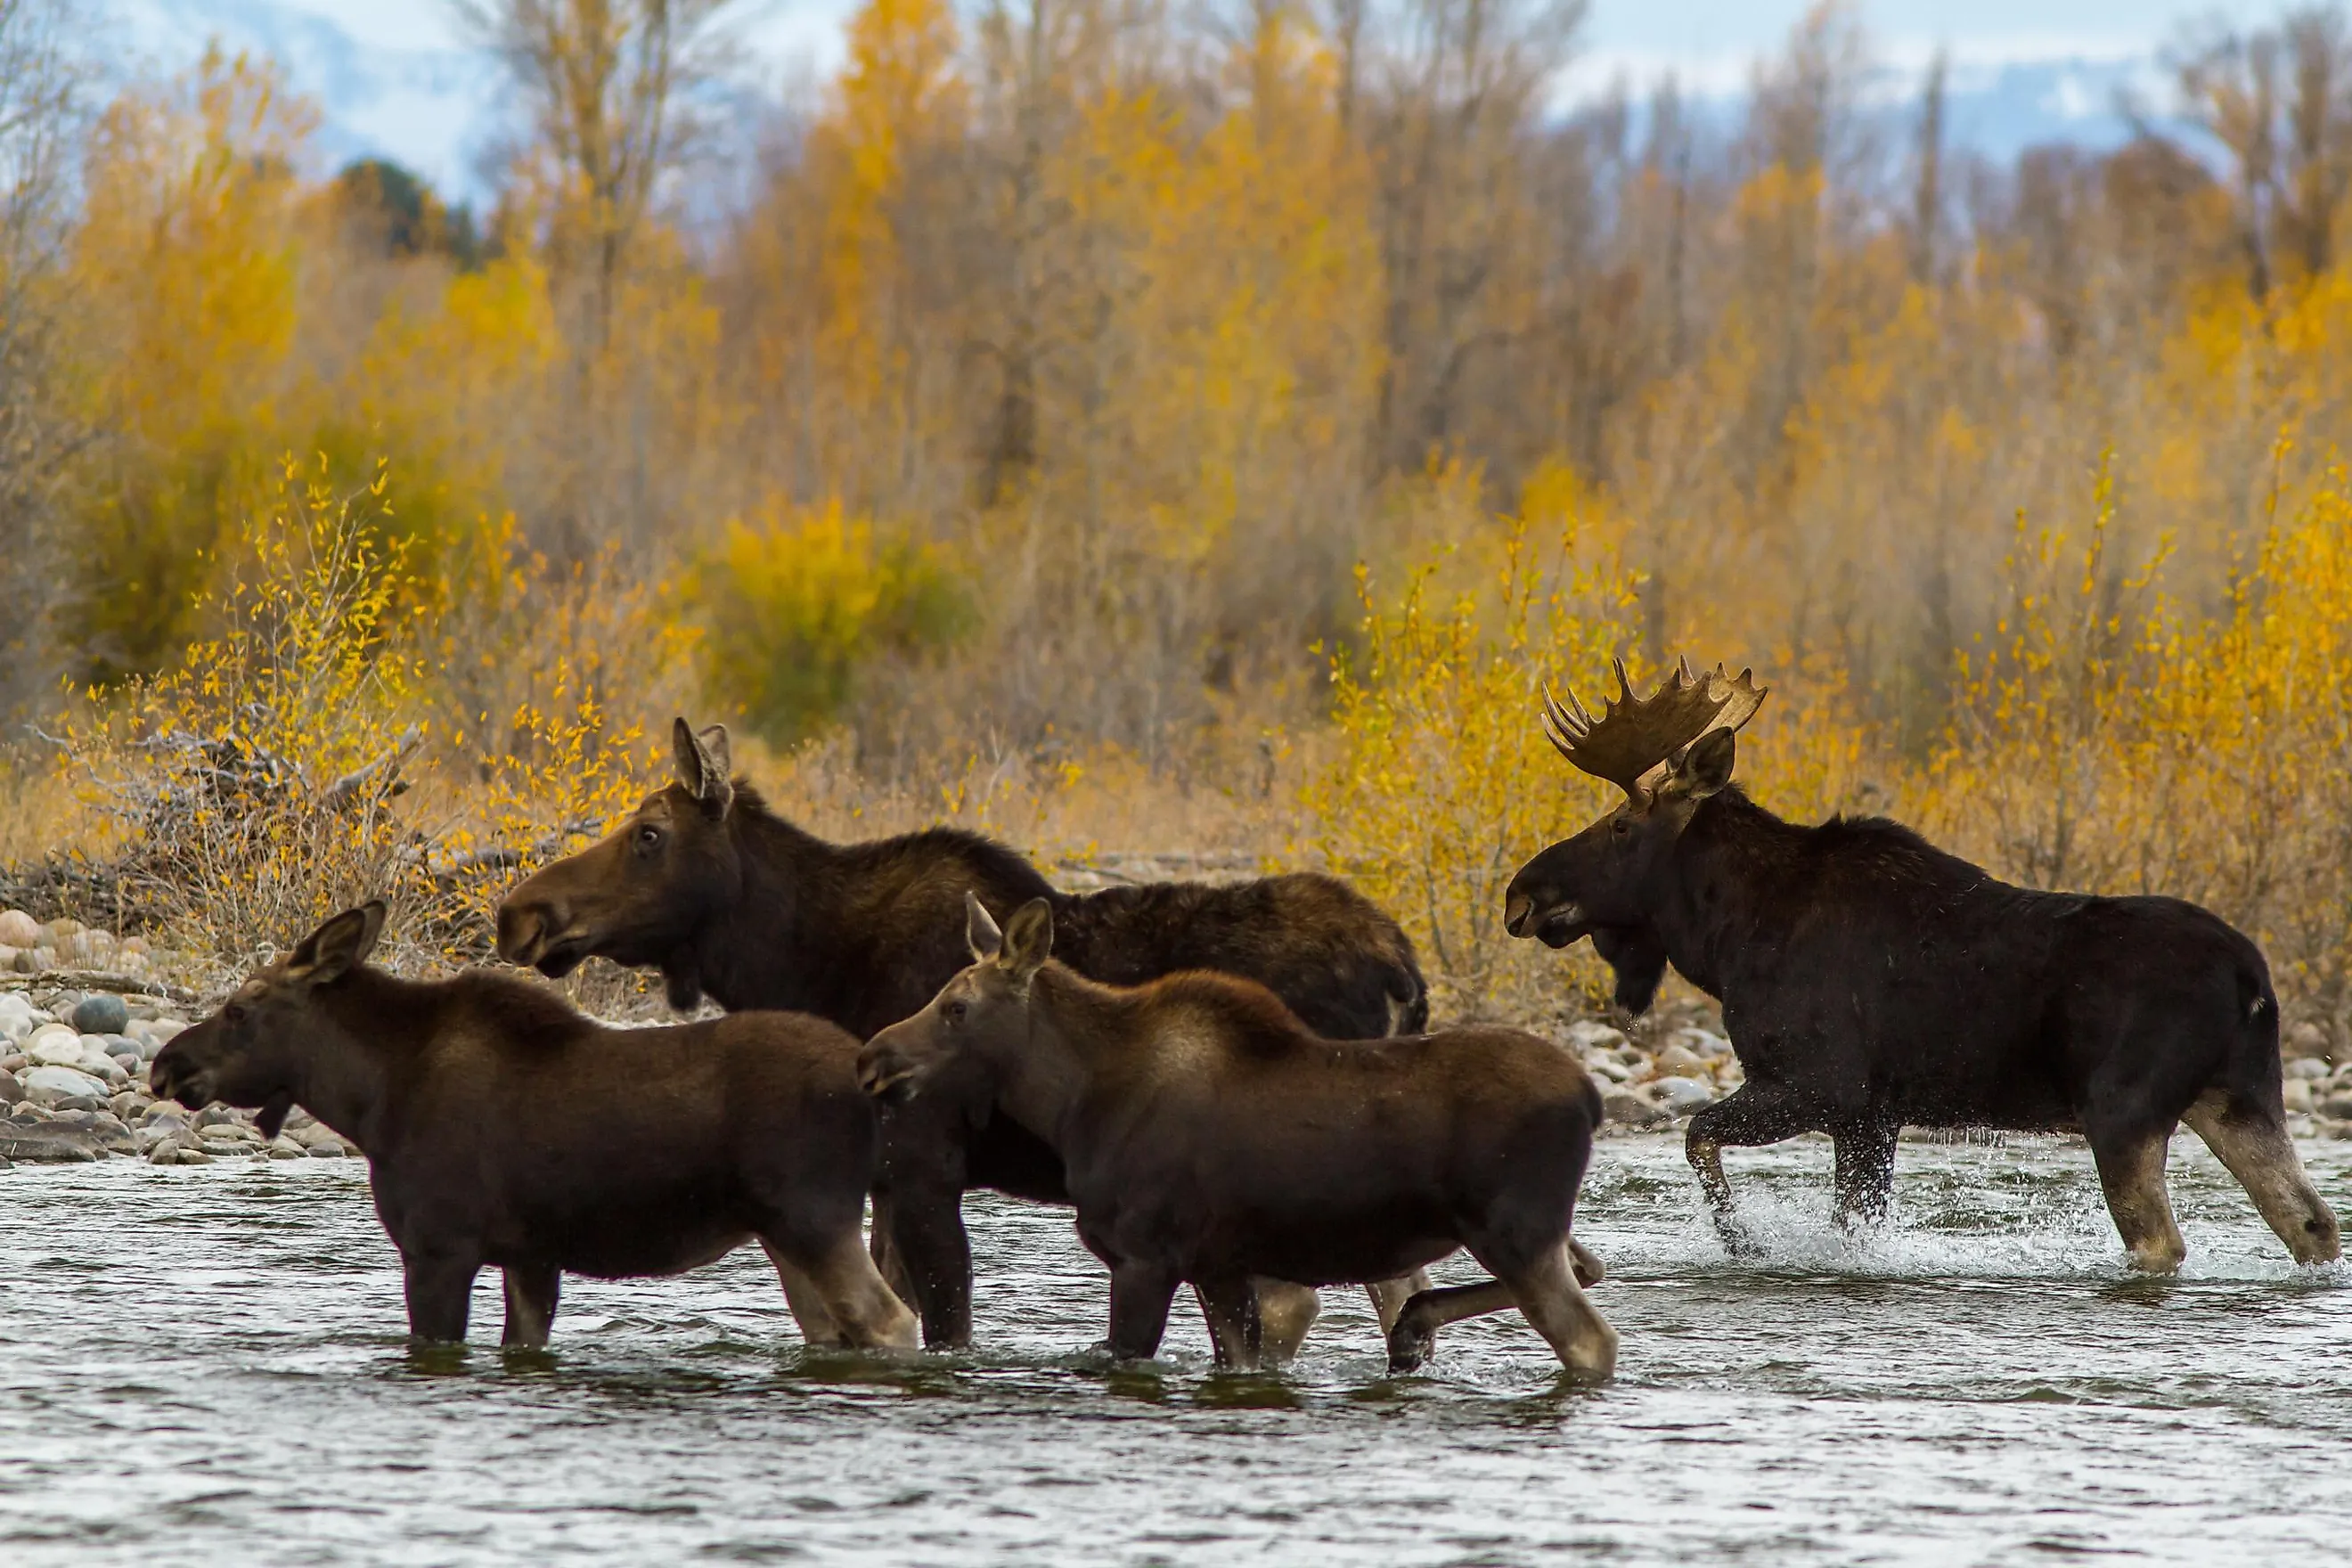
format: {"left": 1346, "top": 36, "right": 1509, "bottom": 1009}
{"left": 859, "top": 895, "right": 1617, "bottom": 1378}
{"left": 151, "top": 902, "right": 917, "bottom": 1351}
{"left": 496, "top": 720, "right": 1430, "bottom": 1349}
{"left": 1506, "top": 666, "right": 2342, "bottom": 1273}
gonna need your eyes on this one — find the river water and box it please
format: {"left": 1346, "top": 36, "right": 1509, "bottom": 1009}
{"left": 0, "top": 1132, "right": 2344, "bottom": 1564}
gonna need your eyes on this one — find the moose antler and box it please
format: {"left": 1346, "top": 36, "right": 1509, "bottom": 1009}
{"left": 1541, "top": 657, "right": 1768, "bottom": 800}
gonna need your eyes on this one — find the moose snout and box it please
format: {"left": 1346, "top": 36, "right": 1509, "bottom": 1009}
{"left": 1504, "top": 892, "right": 1535, "bottom": 937}
{"left": 494, "top": 900, "right": 551, "bottom": 965}
{"left": 147, "top": 1048, "right": 201, "bottom": 1107}
{"left": 855, "top": 1040, "right": 922, "bottom": 1104}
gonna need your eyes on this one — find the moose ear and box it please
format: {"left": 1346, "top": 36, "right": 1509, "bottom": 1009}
{"left": 1673, "top": 729, "right": 1738, "bottom": 800}
{"left": 965, "top": 891, "right": 1004, "bottom": 962}
{"left": 671, "top": 718, "right": 734, "bottom": 815}
{"left": 288, "top": 901, "right": 387, "bottom": 986}
{"left": 1000, "top": 897, "right": 1054, "bottom": 984}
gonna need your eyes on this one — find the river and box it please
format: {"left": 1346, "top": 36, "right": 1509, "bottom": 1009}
{"left": 1, "top": 1132, "right": 2344, "bottom": 1564}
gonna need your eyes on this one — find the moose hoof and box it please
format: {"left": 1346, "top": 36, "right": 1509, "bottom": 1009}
{"left": 1385, "top": 1309, "right": 1440, "bottom": 1375}
{"left": 1712, "top": 1215, "right": 1764, "bottom": 1262}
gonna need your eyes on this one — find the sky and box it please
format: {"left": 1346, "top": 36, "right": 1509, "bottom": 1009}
{"left": 279, "top": 0, "right": 2289, "bottom": 77}
{"left": 127, "top": 0, "right": 2295, "bottom": 200}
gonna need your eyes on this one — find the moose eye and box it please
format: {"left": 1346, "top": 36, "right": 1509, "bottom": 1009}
{"left": 635, "top": 825, "right": 664, "bottom": 851}
{"left": 944, "top": 1000, "right": 968, "bottom": 1025}
{"left": 224, "top": 1002, "right": 248, "bottom": 1025}
{"left": 1612, "top": 817, "right": 1631, "bottom": 837}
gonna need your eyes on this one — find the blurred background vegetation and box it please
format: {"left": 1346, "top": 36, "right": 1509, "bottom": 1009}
{"left": 5, "top": 0, "right": 2352, "bottom": 1034}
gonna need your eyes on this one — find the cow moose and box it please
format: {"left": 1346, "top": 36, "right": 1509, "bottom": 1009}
{"left": 494, "top": 720, "right": 1433, "bottom": 1360}
{"left": 150, "top": 902, "right": 918, "bottom": 1352}
{"left": 857, "top": 894, "right": 1618, "bottom": 1379}
{"left": 1501, "top": 658, "right": 2342, "bottom": 1274}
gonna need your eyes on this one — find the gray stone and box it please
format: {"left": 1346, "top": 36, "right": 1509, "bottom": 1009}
{"left": 146, "top": 1135, "right": 183, "bottom": 1164}
{"left": 1652, "top": 1075, "right": 1717, "bottom": 1115}
{"left": 173, "top": 1147, "right": 212, "bottom": 1165}
{"left": 110, "top": 1091, "right": 152, "bottom": 1121}
{"left": 0, "top": 1070, "right": 18, "bottom": 1106}
{"left": 0, "top": 910, "right": 38, "bottom": 946}
{"left": 1565, "top": 1020, "right": 1629, "bottom": 1053}
{"left": 0, "top": 1123, "right": 102, "bottom": 1162}
{"left": 2323, "top": 1096, "right": 2352, "bottom": 1121}
{"left": 70, "top": 994, "right": 128, "bottom": 1035}
{"left": 24, "top": 1025, "right": 84, "bottom": 1066}
{"left": 2287, "top": 1057, "right": 2331, "bottom": 1081}
{"left": 265, "top": 1138, "right": 306, "bottom": 1160}
{"left": 305, "top": 1140, "right": 347, "bottom": 1158}
{"left": 0, "top": 1054, "right": 25, "bottom": 1074}
{"left": 21, "top": 1064, "right": 109, "bottom": 1105}
{"left": 1603, "top": 1089, "right": 1670, "bottom": 1128}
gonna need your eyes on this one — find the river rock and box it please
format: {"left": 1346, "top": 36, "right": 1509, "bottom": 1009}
{"left": 0, "top": 1070, "right": 18, "bottom": 1106}
{"left": 1651, "top": 1075, "right": 1718, "bottom": 1115}
{"left": 70, "top": 993, "right": 129, "bottom": 1035}
{"left": 0, "top": 910, "right": 37, "bottom": 947}
{"left": 305, "top": 1139, "right": 348, "bottom": 1158}
{"left": 0, "top": 992, "right": 38, "bottom": 1041}
{"left": 265, "top": 1137, "right": 306, "bottom": 1159}
{"left": 24, "top": 1024, "right": 84, "bottom": 1066}
{"left": 1654, "top": 1042, "right": 1709, "bottom": 1076}
{"left": 9, "top": 947, "right": 48, "bottom": 975}
{"left": 1603, "top": 1088, "right": 1670, "bottom": 1128}
{"left": 0, "top": 1123, "right": 102, "bottom": 1162}
{"left": 21, "top": 1064, "right": 110, "bottom": 1106}
{"left": 173, "top": 1147, "right": 212, "bottom": 1165}
{"left": 1565, "top": 1020, "right": 1629, "bottom": 1053}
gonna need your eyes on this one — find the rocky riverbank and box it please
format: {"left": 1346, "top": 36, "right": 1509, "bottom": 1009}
{"left": 4, "top": 902, "right": 2350, "bottom": 1165}
{"left": 0, "top": 911, "right": 355, "bottom": 1168}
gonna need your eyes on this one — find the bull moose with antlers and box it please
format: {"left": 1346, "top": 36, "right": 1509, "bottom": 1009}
{"left": 1503, "top": 658, "right": 2340, "bottom": 1273}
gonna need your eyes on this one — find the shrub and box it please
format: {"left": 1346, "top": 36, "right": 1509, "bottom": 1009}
{"left": 1303, "top": 464, "right": 1642, "bottom": 1023}
{"left": 682, "top": 499, "right": 972, "bottom": 746}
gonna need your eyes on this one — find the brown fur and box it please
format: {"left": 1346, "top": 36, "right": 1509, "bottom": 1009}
{"left": 858, "top": 896, "right": 1617, "bottom": 1379}
{"left": 494, "top": 719, "right": 1430, "bottom": 1347}
{"left": 150, "top": 903, "right": 916, "bottom": 1352}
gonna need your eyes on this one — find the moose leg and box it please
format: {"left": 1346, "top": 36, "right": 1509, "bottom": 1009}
{"left": 1252, "top": 1278, "right": 1320, "bottom": 1361}
{"left": 2182, "top": 1090, "right": 2344, "bottom": 1265}
{"left": 1831, "top": 1118, "right": 1900, "bottom": 1228}
{"left": 1568, "top": 1237, "right": 1605, "bottom": 1286}
{"left": 867, "top": 1191, "right": 918, "bottom": 1307}
{"left": 878, "top": 1181, "right": 976, "bottom": 1350}
{"left": 499, "top": 1264, "right": 561, "bottom": 1349}
{"left": 1195, "top": 1277, "right": 1264, "bottom": 1369}
{"left": 401, "top": 1249, "right": 478, "bottom": 1343}
{"left": 1105, "top": 1262, "right": 1181, "bottom": 1361}
{"left": 1686, "top": 1082, "right": 1814, "bottom": 1257}
{"left": 789, "top": 1231, "right": 919, "bottom": 1352}
{"left": 1384, "top": 1280, "right": 1515, "bottom": 1373}
{"left": 763, "top": 1239, "right": 844, "bottom": 1347}
{"left": 2088, "top": 1126, "right": 2186, "bottom": 1274}
{"left": 1499, "top": 1243, "right": 1618, "bottom": 1383}
{"left": 1365, "top": 1271, "right": 1433, "bottom": 1336}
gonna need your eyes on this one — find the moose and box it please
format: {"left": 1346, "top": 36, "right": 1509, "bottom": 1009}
{"left": 1502, "top": 659, "right": 2342, "bottom": 1274}
{"left": 150, "top": 902, "right": 919, "bottom": 1352}
{"left": 858, "top": 894, "right": 1618, "bottom": 1379}
{"left": 495, "top": 720, "right": 1433, "bottom": 1360}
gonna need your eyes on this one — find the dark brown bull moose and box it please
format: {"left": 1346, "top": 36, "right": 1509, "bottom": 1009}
{"left": 857, "top": 894, "right": 1617, "bottom": 1378}
{"left": 150, "top": 902, "right": 917, "bottom": 1351}
{"left": 1503, "top": 658, "right": 2341, "bottom": 1272}
{"left": 495, "top": 720, "right": 1432, "bottom": 1359}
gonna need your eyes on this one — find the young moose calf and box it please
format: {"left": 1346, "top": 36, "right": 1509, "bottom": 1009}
{"left": 149, "top": 903, "right": 916, "bottom": 1352}
{"left": 857, "top": 894, "right": 1617, "bottom": 1379}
